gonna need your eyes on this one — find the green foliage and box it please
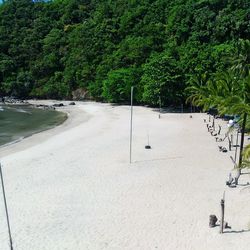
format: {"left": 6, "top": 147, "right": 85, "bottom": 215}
{"left": 102, "top": 67, "right": 141, "bottom": 103}
{"left": 0, "top": 0, "right": 249, "bottom": 104}
{"left": 186, "top": 38, "right": 250, "bottom": 168}
{"left": 141, "top": 52, "right": 183, "bottom": 106}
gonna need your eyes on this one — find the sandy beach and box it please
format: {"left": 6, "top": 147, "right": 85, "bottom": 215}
{"left": 0, "top": 101, "right": 249, "bottom": 250}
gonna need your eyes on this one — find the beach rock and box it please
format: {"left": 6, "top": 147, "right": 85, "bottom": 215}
{"left": 34, "top": 104, "right": 55, "bottom": 110}
{"left": 2, "top": 96, "right": 24, "bottom": 104}
{"left": 53, "top": 103, "right": 64, "bottom": 107}
{"left": 209, "top": 215, "right": 218, "bottom": 228}
{"left": 69, "top": 102, "right": 76, "bottom": 105}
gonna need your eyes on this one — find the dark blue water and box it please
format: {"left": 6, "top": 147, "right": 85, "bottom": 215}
{"left": 0, "top": 104, "right": 67, "bottom": 146}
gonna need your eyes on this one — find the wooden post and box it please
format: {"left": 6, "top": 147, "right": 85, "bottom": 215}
{"left": 158, "top": 96, "right": 161, "bottom": 119}
{"left": 235, "top": 112, "right": 248, "bottom": 185}
{"left": 218, "top": 125, "right": 221, "bottom": 135}
{"left": 0, "top": 163, "right": 14, "bottom": 250}
{"left": 234, "top": 130, "right": 239, "bottom": 163}
{"left": 220, "top": 198, "right": 225, "bottom": 234}
{"left": 228, "top": 137, "right": 231, "bottom": 151}
{"left": 238, "top": 113, "right": 247, "bottom": 172}
{"left": 129, "top": 87, "right": 134, "bottom": 164}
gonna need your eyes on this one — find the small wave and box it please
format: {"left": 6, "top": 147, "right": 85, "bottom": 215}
{"left": 12, "top": 108, "right": 32, "bottom": 114}
{"left": 0, "top": 133, "right": 9, "bottom": 137}
{"left": 0, "top": 106, "right": 4, "bottom": 111}
{"left": 17, "top": 109, "right": 32, "bottom": 114}
{"left": 0, "top": 136, "right": 25, "bottom": 148}
{"left": 3, "top": 106, "right": 31, "bottom": 114}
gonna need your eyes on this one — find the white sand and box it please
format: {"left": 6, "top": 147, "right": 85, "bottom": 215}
{"left": 0, "top": 101, "right": 249, "bottom": 250}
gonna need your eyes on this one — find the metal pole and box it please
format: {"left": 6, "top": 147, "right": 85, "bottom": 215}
{"left": 0, "top": 163, "right": 14, "bottom": 250}
{"left": 159, "top": 96, "right": 161, "bottom": 119}
{"left": 129, "top": 87, "right": 134, "bottom": 164}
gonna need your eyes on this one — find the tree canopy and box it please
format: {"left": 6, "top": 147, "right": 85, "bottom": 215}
{"left": 0, "top": 0, "right": 249, "bottom": 105}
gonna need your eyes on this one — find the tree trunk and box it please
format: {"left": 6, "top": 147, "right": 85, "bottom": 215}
{"left": 236, "top": 113, "right": 247, "bottom": 184}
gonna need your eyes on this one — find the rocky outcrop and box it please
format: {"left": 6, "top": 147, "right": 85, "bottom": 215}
{"left": 72, "top": 88, "right": 90, "bottom": 100}
{"left": 32, "top": 104, "right": 55, "bottom": 110}
{"left": 0, "top": 96, "right": 28, "bottom": 104}
{"left": 53, "top": 103, "right": 64, "bottom": 107}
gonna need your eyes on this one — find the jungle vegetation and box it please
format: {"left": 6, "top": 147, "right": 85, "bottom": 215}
{"left": 0, "top": 0, "right": 249, "bottom": 107}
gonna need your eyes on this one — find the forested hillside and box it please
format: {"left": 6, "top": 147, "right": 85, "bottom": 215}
{"left": 0, "top": 0, "right": 249, "bottom": 105}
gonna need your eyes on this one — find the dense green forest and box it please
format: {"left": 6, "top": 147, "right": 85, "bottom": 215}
{"left": 0, "top": 0, "right": 249, "bottom": 105}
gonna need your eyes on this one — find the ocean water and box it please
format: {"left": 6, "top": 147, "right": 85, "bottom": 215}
{"left": 0, "top": 104, "right": 67, "bottom": 146}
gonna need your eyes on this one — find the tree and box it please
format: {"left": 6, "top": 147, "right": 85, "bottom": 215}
{"left": 0, "top": 0, "right": 249, "bottom": 103}
{"left": 141, "top": 52, "right": 183, "bottom": 106}
{"left": 186, "top": 39, "right": 250, "bottom": 172}
{"left": 102, "top": 67, "right": 141, "bottom": 103}
{"left": 231, "top": 39, "right": 250, "bottom": 78}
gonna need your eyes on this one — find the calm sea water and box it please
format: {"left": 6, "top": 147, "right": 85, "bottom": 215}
{"left": 0, "top": 104, "right": 67, "bottom": 146}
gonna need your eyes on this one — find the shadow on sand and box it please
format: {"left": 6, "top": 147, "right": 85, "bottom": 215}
{"left": 223, "top": 229, "right": 250, "bottom": 234}
{"left": 134, "top": 156, "right": 183, "bottom": 164}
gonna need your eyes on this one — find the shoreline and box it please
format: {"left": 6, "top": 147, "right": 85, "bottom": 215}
{"left": 0, "top": 102, "right": 68, "bottom": 150}
{"left": 0, "top": 100, "right": 91, "bottom": 158}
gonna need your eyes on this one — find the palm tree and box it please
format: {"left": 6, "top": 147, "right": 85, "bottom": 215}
{"left": 230, "top": 40, "right": 250, "bottom": 171}
{"left": 186, "top": 73, "right": 222, "bottom": 111}
{"left": 186, "top": 40, "right": 250, "bottom": 175}
{"left": 231, "top": 39, "right": 250, "bottom": 79}
{"left": 186, "top": 70, "right": 244, "bottom": 116}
